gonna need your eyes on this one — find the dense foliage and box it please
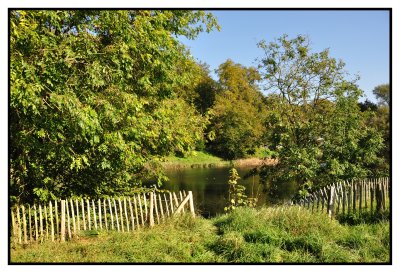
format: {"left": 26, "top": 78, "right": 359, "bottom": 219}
{"left": 207, "top": 60, "right": 267, "bottom": 159}
{"left": 257, "top": 35, "right": 387, "bottom": 188}
{"left": 10, "top": 10, "right": 219, "bottom": 203}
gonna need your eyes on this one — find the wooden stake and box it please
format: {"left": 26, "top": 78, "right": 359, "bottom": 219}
{"left": 28, "top": 205, "right": 32, "bottom": 242}
{"left": 189, "top": 191, "right": 195, "bottom": 217}
{"left": 149, "top": 192, "right": 154, "bottom": 227}
{"left": 336, "top": 185, "right": 341, "bottom": 215}
{"left": 124, "top": 198, "right": 129, "bottom": 232}
{"left": 22, "top": 205, "right": 27, "bottom": 244}
{"left": 113, "top": 199, "right": 120, "bottom": 231}
{"left": 55, "top": 200, "right": 59, "bottom": 238}
{"left": 138, "top": 194, "right": 144, "bottom": 227}
{"left": 158, "top": 194, "right": 164, "bottom": 221}
{"left": 44, "top": 205, "right": 49, "bottom": 240}
{"left": 108, "top": 198, "right": 114, "bottom": 230}
{"left": 327, "top": 185, "right": 335, "bottom": 218}
{"left": 92, "top": 200, "right": 97, "bottom": 230}
{"left": 169, "top": 192, "right": 174, "bottom": 213}
{"left": 60, "top": 200, "right": 65, "bottom": 242}
{"left": 87, "top": 199, "right": 91, "bottom": 230}
{"left": 16, "top": 206, "right": 22, "bottom": 244}
{"left": 128, "top": 197, "right": 135, "bottom": 231}
{"left": 11, "top": 208, "right": 16, "bottom": 244}
{"left": 164, "top": 193, "right": 170, "bottom": 217}
{"left": 75, "top": 199, "right": 80, "bottom": 231}
{"left": 370, "top": 180, "right": 374, "bottom": 215}
{"left": 364, "top": 181, "right": 367, "bottom": 209}
{"left": 49, "top": 201, "right": 54, "bottom": 242}
{"left": 341, "top": 183, "right": 346, "bottom": 215}
{"left": 143, "top": 193, "right": 148, "bottom": 221}
{"left": 118, "top": 198, "right": 124, "bottom": 232}
{"left": 173, "top": 192, "right": 179, "bottom": 208}
{"left": 154, "top": 193, "right": 160, "bottom": 224}
{"left": 381, "top": 179, "right": 386, "bottom": 210}
{"left": 320, "top": 189, "right": 325, "bottom": 212}
{"left": 103, "top": 199, "right": 108, "bottom": 230}
{"left": 174, "top": 194, "right": 191, "bottom": 214}
{"left": 81, "top": 199, "right": 86, "bottom": 231}
{"left": 39, "top": 205, "right": 43, "bottom": 242}
{"left": 179, "top": 191, "right": 185, "bottom": 212}
{"left": 66, "top": 199, "right": 71, "bottom": 239}
{"left": 133, "top": 195, "right": 140, "bottom": 228}
{"left": 376, "top": 182, "right": 382, "bottom": 213}
{"left": 358, "top": 182, "right": 362, "bottom": 213}
{"left": 70, "top": 199, "right": 76, "bottom": 235}
{"left": 98, "top": 199, "right": 102, "bottom": 230}
{"left": 34, "top": 205, "right": 38, "bottom": 242}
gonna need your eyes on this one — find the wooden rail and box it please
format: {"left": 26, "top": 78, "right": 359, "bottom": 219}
{"left": 293, "top": 178, "right": 390, "bottom": 218}
{"left": 10, "top": 190, "right": 195, "bottom": 244}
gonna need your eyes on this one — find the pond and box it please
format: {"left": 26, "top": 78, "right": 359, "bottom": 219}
{"left": 159, "top": 166, "right": 298, "bottom": 217}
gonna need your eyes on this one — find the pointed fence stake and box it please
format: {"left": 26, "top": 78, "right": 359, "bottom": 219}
{"left": 149, "top": 192, "right": 154, "bottom": 227}
{"left": 49, "top": 201, "right": 54, "bottom": 242}
{"left": 60, "top": 200, "right": 65, "bottom": 242}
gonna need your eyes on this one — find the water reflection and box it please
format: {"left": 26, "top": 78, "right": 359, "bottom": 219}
{"left": 159, "top": 166, "right": 297, "bottom": 217}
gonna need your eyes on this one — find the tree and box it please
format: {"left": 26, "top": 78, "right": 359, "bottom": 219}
{"left": 371, "top": 84, "right": 390, "bottom": 168}
{"left": 373, "top": 84, "right": 390, "bottom": 106}
{"left": 10, "top": 10, "right": 219, "bottom": 204}
{"left": 358, "top": 99, "right": 378, "bottom": 112}
{"left": 257, "top": 35, "right": 386, "bottom": 189}
{"left": 206, "top": 60, "right": 267, "bottom": 159}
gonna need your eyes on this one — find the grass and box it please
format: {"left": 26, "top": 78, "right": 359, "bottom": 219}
{"left": 10, "top": 206, "right": 390, "bottom": 263}
{"left": 161, "top": 150, "right": 276, "bottom": 169}
{"left": 161, "top": 151, "right": 230, "bottom": 169}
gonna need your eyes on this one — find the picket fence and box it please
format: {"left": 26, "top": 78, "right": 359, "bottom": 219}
{"left": 10, "top": 190, "right": 195, "bottom": 244}
{"left": 293, "top": 177, "right": 390, "bottom": 218}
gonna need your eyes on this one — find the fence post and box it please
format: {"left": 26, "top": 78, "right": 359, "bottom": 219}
{"left": 137, "top": 195, "right": 144, "bottom": 227}
{"left": 143, "top": 194, "right": 148, "bottom": 221}
{"left": 328, "top": 185, "right": 335, "bottom": 219}
{"left": 60, "top": 200, "right": 65, "bottom": 242}
{"left": 34, "top": 205, "right": 38, "bottom": 242}
{"left": 189, "top": 191, "right": 195, "bottom": 218}
{"left": 49, "top": 201, "right": 54, "bottom": 242}
{"left": 149, "top": 192, "right": 154, "bottom": 227}
{"left": 28, "top": 205, "right": 32, "bottom": 242}
{"left": 39, "top": 205, "right": 43, "bottom": 242}
{"left": 98, "top": 199, "right": 102, "bottom": 230}
{"left": 133, "top": 196, "right": 140, "bottom": 229}
{"left": 22, "top": 205, "right": 27, "bottom": 244}
{"left": 376, "top": 182, "right": 382, "bottom": 213}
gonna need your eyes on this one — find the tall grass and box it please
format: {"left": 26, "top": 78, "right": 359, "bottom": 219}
{"left": 10, "top": 206, "right": 390, "bottom": 263}
{"left": 211, "top": 206, "right": 389, "bottom": 263}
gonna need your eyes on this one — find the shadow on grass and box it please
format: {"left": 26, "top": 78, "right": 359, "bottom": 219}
{"left": 336, "top": 210, "right": 390, "bottom": 225}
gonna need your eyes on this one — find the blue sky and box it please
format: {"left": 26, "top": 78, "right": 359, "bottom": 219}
{"left": 179, "top": 10, "right": 390, "bottom": 102}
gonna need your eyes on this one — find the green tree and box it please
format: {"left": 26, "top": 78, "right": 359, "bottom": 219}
{"left": 174, "top": 60, "right": 218, "bottom": 115}
{"left": 10, "top": 10, "right": 219, "bottom": 204}
{"left": 373, "top": 84, "right": 390, "bottom": 106}
{"left": 367, "top": 84, "right": 390, "bottom": 169}
{"left": 207, "top": 60, "right": 267, "bottom": 159}
{"left": 257, "top": 35, "right": 386, "bottom": 189}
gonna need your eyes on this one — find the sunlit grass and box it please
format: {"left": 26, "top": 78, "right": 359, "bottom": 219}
{"left": 11, "top": 206, "right": 390, "bottom": 263}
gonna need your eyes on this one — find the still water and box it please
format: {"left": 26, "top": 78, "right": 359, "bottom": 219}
{"left": 160, "top": 166, "right": 298, "bottom": 217}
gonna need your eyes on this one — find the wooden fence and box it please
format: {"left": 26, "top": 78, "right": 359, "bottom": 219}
{"left": 293, "top": 178, "right": 390, "bottom": 218}
{"left": 10, "top": 190, "right": 195, "bottom": 244}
